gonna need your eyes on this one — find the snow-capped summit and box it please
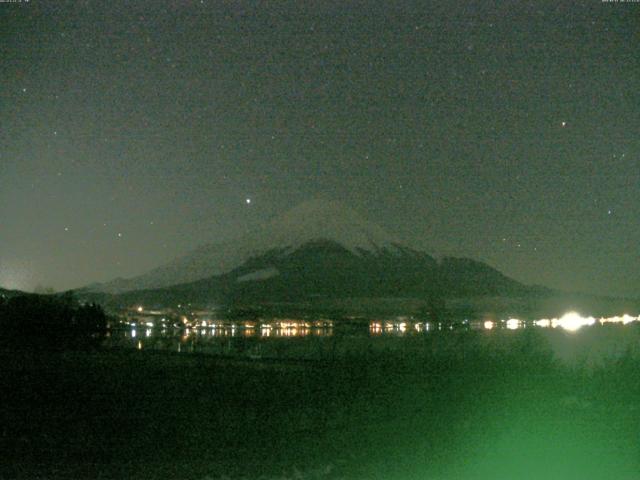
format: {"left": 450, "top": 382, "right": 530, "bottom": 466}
{"left": 90, "top": 199, "right": 408, "bottom": 294}
{"left": 254, "top": 199, "right": 402, "bottom": 255}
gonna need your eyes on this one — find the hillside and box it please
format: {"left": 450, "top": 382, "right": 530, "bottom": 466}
{"left": 81, "top": 200, "right": 558, "bottom": 313}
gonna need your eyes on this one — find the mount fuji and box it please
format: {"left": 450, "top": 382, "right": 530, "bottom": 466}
{"left": 91, "top": 200, "right": 410, "bottom": 293}
{"left": 86, "top": 200, "right": 538, "bottom": 306}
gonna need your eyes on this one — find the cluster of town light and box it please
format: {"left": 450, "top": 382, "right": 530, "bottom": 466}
{"left": 484, "top": 312, "right": 639, "bottom": 332}
{"left": 130, "top": 305, "right": 638, "bottom": 338}
{"left": 127, "top": 309, "right": 336, "bottom": 339}
{"left": 370, "top": 313, "right": 639, "bottom": 335}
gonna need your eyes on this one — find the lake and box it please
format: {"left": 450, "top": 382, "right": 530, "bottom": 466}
{"left": 4, "top": 312, "right": 640, "bottom": 480}
{"left": 103, "top": 312, "right": 640, "bottom": 365}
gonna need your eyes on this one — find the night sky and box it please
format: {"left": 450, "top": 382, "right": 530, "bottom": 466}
{"left": 1, "top": 1, "right": 638, "bottom": 297}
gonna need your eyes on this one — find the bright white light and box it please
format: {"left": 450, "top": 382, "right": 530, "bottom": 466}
{"left": 555, "top": 312, "right": 595, "bottom": 332}
{"left": 600, "top": 314, "right": 638, "bottom": 325}
{"left": 535, "top": 319, "right": 551, "bottom": 328}
{"left": 137, "top": 306, "right": 143, "bottom": 313}
{"left": 484, "top": 321, "right": 494, "bottom": 330}
{"left": 506, "top": 318, "right": 520, "bottom": 330}
{"left": 246, "top": 198, "right": 251, "bottom": 204}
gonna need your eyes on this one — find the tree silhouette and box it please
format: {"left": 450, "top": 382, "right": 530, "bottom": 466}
{"left": 0, "top": 293, "right": 107, "bottom": 350}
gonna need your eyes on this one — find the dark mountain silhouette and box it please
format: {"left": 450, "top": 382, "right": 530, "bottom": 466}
{"left": 80, "top": 200, "right": 555, "bottom": 310}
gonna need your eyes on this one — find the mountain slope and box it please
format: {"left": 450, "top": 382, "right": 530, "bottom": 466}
{"left": 94, "top": 241, "right": 538, "bottom": 311}
{"left": 90, "top": 200, "right": 407, "bottom": 294}
{"left": 85, "top": 199, "right": 547, "bottom": 310}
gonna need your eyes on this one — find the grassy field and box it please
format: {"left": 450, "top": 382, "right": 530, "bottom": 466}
{"left": 1, "top": 327, "right": 639, "bottom": 479}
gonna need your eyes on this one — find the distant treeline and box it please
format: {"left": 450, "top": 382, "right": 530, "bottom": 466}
{"left": 216, "top": 294, "right": 451, "bottom": 322}
{"left": 0, "top": 293, "right": 107, "bottom": 350}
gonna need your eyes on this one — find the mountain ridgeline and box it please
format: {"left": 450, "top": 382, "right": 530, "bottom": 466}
{"left": 84, "top": 200, "right": 550, "bottom": 309}
{"left": 107, "top": 241, "right": 540, "bottom": 307}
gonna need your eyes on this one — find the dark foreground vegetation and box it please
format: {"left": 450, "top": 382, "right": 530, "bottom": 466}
{"left": 0, "top": 293, "right": 107, "bottom": 350}
{"left": 2, "top": 325, "right": 640, "bottom": 480}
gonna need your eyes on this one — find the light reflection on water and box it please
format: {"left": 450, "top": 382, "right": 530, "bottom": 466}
{"left": 107, "top": 312, "right": 639, "bottom": 355}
